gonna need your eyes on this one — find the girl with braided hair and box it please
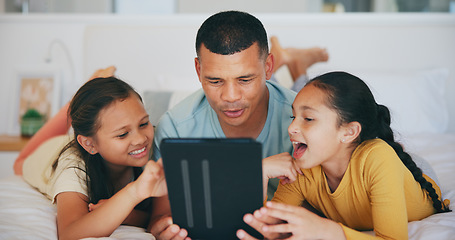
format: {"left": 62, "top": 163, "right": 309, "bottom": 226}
{"left": 238, "top": 71, "right": 450, "bottom": 240}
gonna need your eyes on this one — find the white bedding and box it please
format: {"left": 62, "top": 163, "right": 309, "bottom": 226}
{"left": 0, "top": 173, "right": 155, "bottom": 240}
{"left": 0, "top": 133, "right": 454, "bottom": 240}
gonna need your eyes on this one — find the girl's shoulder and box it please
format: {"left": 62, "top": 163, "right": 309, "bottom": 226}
{"left": 23, "top": 135, "right": 76, "bottom": 181}
{"left": 22, "top": 135, "right": 87, "bottom": 201}
{"left": 57, "top": 144, "right": 85, "bottom": 170}
{"left": 351, "top": 138, "right": 401, "bottom": 172}
{"left": 354, "top": 139, "right": 396, "bottom": 159}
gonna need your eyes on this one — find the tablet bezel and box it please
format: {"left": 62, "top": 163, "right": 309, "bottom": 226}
{"left": 160, "top": 138, "right": 263, "bottom": 239}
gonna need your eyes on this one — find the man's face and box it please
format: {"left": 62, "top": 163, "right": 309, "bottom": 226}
{"left": 195, "top": 43, "right": 274, "bottom": 135}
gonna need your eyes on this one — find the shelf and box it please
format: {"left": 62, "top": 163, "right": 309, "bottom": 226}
{"left": 0, "top": 135, "right": 30, "bottom": 151}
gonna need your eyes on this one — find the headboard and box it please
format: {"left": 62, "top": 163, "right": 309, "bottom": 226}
{"left": 83, "top": 13, "right": 455, "bottom": 134}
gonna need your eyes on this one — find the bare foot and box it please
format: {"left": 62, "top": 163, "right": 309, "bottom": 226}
{"left": 287, "top": 47, "right": 328, "bottom": 81}
{"left": 270, "top": 36, "right": 291, "bottom": 73}
{"left": 89, "top": 65, "right": 117, "bottom": 81}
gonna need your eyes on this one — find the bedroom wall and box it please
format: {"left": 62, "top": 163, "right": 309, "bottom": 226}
{"left": 0, "top": 15, "right": 87, "bottom": 136}
{"left": 82, "top": 13, "right": 455, "bottom": 136}
{"left": 0, "top": 13, "right": 455, "bottom": 138}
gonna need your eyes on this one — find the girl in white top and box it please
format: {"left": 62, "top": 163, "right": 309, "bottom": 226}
{"left": 22, "top": 73, "right": 167, "bottom": 239}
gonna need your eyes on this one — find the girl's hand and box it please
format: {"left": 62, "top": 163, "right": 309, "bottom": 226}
{"left": 237, "top": 207, "right": 288, "bottom": 240}
{"left": 149, "top": 216, "right": 191, "bottom": 240}
{"left": 133, "top": 159, "right": 167, "bottom": 200}
{"left": 263, "top": 152, "right": 302, "bottom": 184}
{"left": 88, "top": 199, "right": 107, "bottom": 212}
{"left": 241, "top": 201, "right": 345, "bottom": 240}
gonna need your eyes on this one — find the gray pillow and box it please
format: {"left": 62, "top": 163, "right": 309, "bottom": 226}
{"left": 143, "top": 90, "right": 195, "bottom": 126}
{"left": 143, "top": 91, "right": 173, "bottom": 127}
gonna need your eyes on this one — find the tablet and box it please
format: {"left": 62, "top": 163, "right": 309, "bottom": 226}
{"left": 160, "top": 138, "right": 263, "bottom": 240}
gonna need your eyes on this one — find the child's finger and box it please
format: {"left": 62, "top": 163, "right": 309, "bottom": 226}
{"left": 236, "top": 229, "right": 260, "bottom": 240}
{"left": 144, "top": 160, "right": 161, "bottom": 174}
{"left": 157, "top": 158, "right": 163, "bottom": 167}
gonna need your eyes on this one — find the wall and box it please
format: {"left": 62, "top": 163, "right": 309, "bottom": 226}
{"left": 1, "top": 13, "right": 455, "bottom": 137}
{"left": 83, "top": 13, "right": 455, "bottom": 134}
{"left": 0, "top": 15, "right": 87, "bottom": 135}
{"left": 177, "top": 0, "right": 322, "bottom": 13}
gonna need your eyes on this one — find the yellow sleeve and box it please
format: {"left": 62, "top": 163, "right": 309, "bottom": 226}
{"left": 340, "top": 224, "right": 381, "bottom": 239}
{"left": 361, "top": 143, "right": 409, "bottom": 240}
{"left": 271, "top": 172, "right": 307, "bottom": 206}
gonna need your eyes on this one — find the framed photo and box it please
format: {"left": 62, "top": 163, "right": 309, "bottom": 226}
{"left": 8, "top": 66, "right": 61, "bottom": 135}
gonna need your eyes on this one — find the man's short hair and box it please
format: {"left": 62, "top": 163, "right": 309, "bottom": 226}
{"left": 195, "top": 10, "right": 269, "bottom": 60}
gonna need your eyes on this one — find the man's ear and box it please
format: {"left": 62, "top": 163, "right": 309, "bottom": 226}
{"left": 342, "top": 121, "right": 361, "bottom": 144}
{"left": 77, "top": 135, "right": 98, "bottom": 155}
{"left": 195, "top": 57, "right": 201, "bottom": 83}
{"left": 265, "top": 53, "right": 274, "bottom": 80}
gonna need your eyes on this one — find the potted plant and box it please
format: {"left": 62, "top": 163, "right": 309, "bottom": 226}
{"left": 20, "top": 108, "right": 45, "bottom": 137}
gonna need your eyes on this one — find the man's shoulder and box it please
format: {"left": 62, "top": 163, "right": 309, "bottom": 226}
{"left": 165, "top": 88, "right": 209, "bottom": 121}
{"left": 153, "top": 88, "right": 220, "bottom": 149}
{"left": 156, "top": 88, "right": 215, "bottom": 138}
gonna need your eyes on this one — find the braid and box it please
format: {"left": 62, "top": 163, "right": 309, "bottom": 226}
{"left": 376, "top": 105, "right": 451, "bottom": 213}
{"left": 309, "top": 71, "right": 451, "bottom": 213}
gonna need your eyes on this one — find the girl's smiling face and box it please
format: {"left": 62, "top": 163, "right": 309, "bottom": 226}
{"left": 288, "top": 84, "right": 346, "bottom": 169}
{"left": 90, "top": 95, "right": 154, "bottom": 171}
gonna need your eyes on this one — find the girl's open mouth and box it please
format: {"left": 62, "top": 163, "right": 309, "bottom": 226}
{"left": 292, "top": 141, "right": 307, "bottom": 159}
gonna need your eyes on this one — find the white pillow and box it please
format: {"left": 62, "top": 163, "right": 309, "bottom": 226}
{"left": 143, "top": 68, "right": 449, "bottom": 135}
{"left": 354, "top": 68, "right": 449, "bottom": 135}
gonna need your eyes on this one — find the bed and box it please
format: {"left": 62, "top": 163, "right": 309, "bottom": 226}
{"left": 1, "top": 13, "right": 455, "bottom": 239}
{"left": 1, "top": 133, "right": 454, "bottom": 240}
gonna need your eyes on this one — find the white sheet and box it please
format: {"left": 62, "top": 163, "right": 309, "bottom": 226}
{"left": 0, "top": 175, "right": 155, "bottom": 240}
{"left": 402, "top": 133, "right": 455, "bottom": 239}
{"left": 0, "top": 133, "right": 454, "bottom": 239}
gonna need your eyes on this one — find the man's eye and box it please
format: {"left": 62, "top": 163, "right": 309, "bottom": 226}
{"left": 290, "top": 116, "right": 296, "bottom": 119}
{"left": 305, "top": 118, "right": 314, "bottom": 122}
{"left": 209, "top": 80, "right": 220, "bottom": 84}
{"left": 140, "top": 122, "right": 149, "bottom": 128}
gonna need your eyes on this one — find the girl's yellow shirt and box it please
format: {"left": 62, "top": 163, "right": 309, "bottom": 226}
{"left": 273, "top": 138, "right": 447, "bottom": 240}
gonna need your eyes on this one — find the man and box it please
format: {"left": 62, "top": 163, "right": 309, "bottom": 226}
{"left": 148, "top": 10, "right": 328, "bottom": 240}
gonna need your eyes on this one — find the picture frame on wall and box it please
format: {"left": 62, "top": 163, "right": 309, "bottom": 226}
{"left": 8, "top": 66, "right": 61, "bottom": 136}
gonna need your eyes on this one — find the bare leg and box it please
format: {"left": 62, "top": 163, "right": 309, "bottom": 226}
{"left": 270, "top": 36, "right": 329, "bottom": 81}
{"left": 270, "top": 36, "right": 291, "bottom": 73}
{"left": 286, "top": 47, "right": 328, "bottom": 81}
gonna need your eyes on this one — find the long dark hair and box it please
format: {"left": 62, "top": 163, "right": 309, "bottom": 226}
{"left": 53, "top": 77, "right": 143, "bottom": 204}
{"left": 308, "top": 71, "right": 450, "bottom": 213}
